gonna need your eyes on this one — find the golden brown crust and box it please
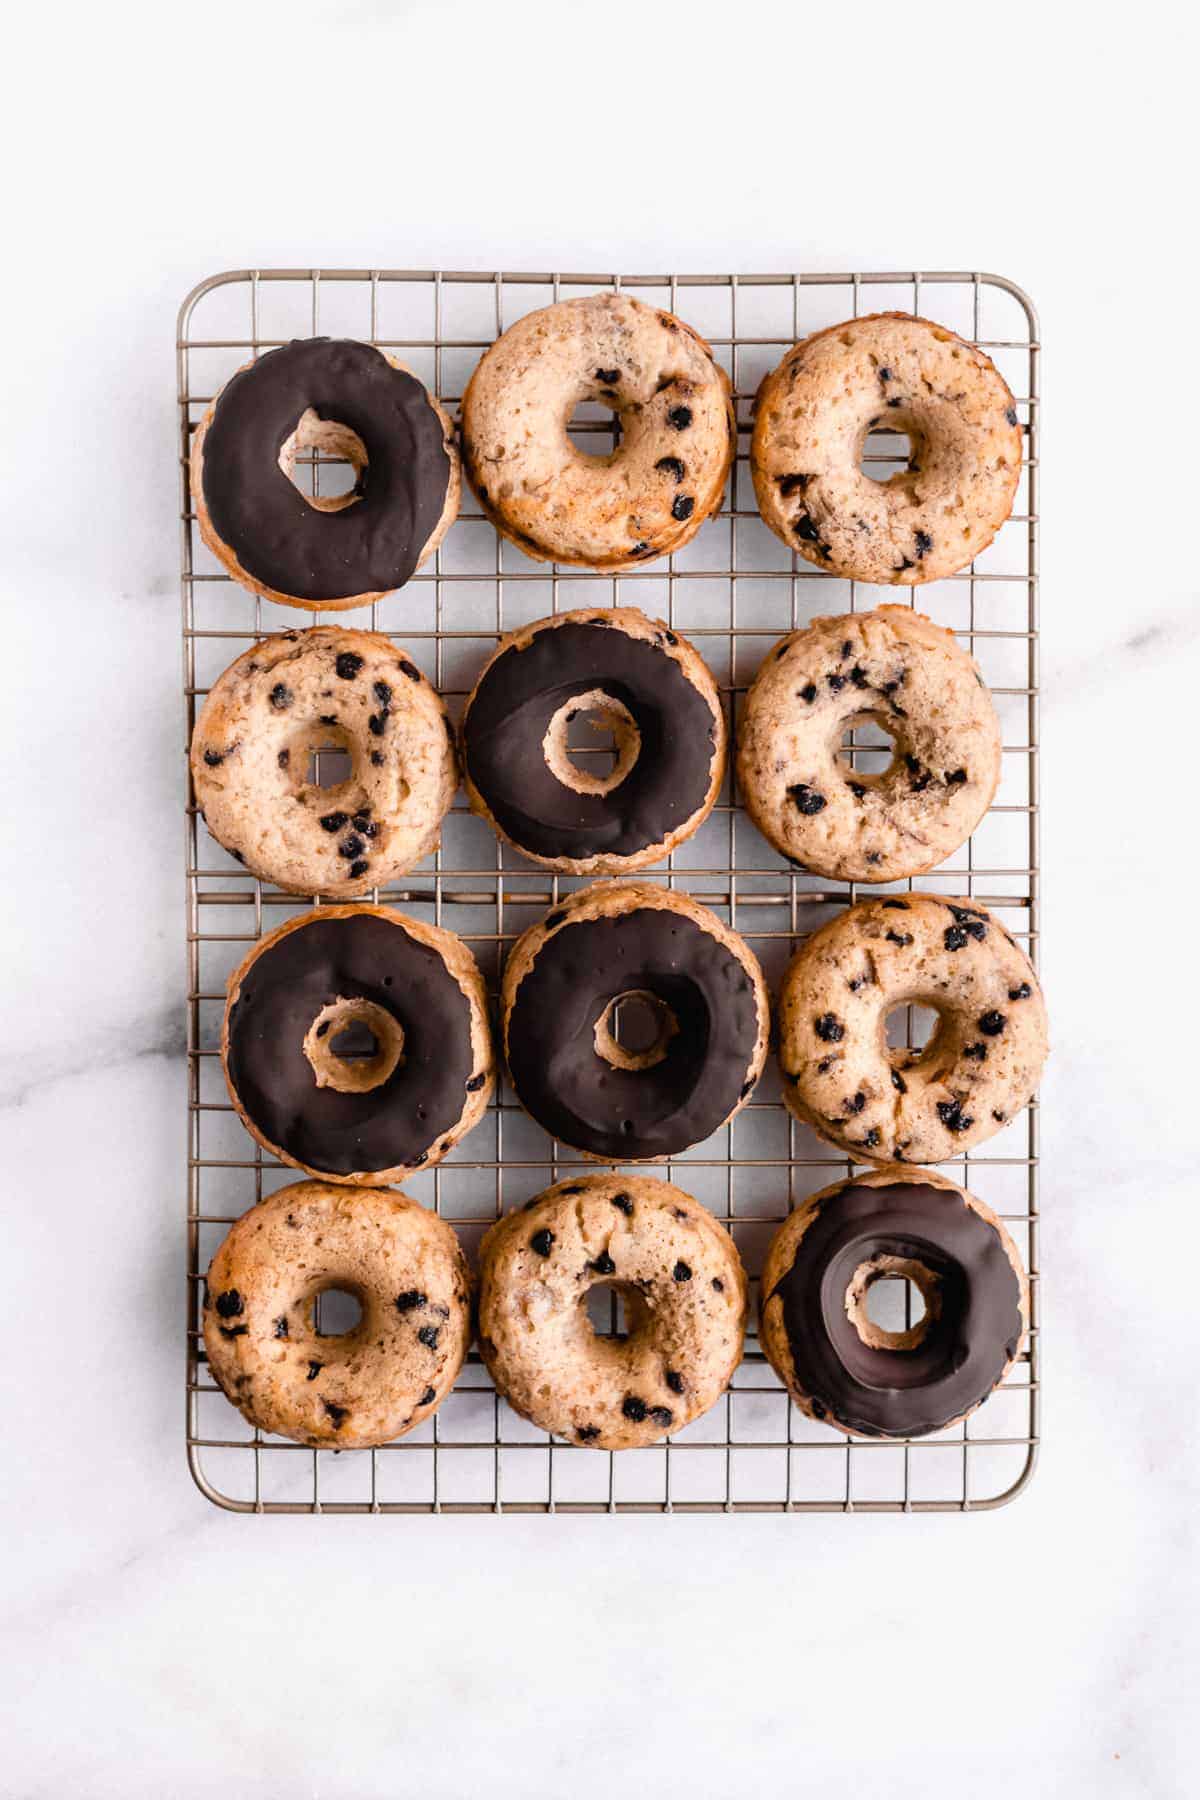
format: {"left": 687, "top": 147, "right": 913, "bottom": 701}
{"left": 190, "top": 350, "right": 460, "bottom": 612}
{"left": 757, "top": 1163, "right": 1029, "bottom": 1439}
{"left": 460, "top": 607, "right": 726, "bottom": 874}
{"left": 220, "top": 904, "right": 494, "bottom": 1183}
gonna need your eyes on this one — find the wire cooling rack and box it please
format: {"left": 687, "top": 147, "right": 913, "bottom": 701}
{"left": 178, "top": 268, "right": 1040, "bottom": 1514}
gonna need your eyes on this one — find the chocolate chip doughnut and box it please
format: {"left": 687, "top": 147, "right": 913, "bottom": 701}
{"left": 203, "top": 1180, "right": 470, "bottom": 1448}
{"left": 737, "top": 606, "right": 1001, "bottom": 882}
{"left": 752, "top": 314, "right": 1022, "bottom": 585}
{"left": 778, "top": 894, "right": 1047, "bottom": 1162}
{"left": 191, "top": 337, "right": 459, "bottom": 610}
{"left": 759, "top": 1165, "right": 1028, "bottom": 1438}
{"left": 501, "top": 881, "right": 769, "bottom": 1161}
{"left": 478, "top": 1174, "right": 747, "bottom": 1449}
{"left": 191, "top": 627, "right": 457, "bottom": 897}
{"left": 222, "top": 905, "right": 494, "bottom": 1183}
{"left": 461, "top": 607, "right": 725, "bottom": 873}
{"left": 461, "top": 293, "right": 734, "bottom": 569}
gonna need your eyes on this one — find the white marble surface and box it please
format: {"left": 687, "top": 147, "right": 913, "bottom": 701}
{"left": 2, "top": 3, "right": 1198, "bottom": 1794}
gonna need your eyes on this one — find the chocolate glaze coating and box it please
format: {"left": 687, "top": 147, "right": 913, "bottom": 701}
{"left": 506, "top": 908, "right": 760, "bottom": 1158}
{"left": 463, "top": 621, "right": 716, "bottom": 861}
{"left": 201, "top": 339, "right": 451, "bottom": 602}
{"left": 226, "top": 913, "right": 474, "bottom": 1174}
{"left": 766, "top": 1180, "right": 1023, "bottom": 1437}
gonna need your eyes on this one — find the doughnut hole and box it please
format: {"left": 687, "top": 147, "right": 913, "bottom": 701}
{"left": 303, "top": 997, "right": 404, "bottom": 1094}
{"left": 594, "top": 989, "right": 679, "bottom": 1072}
{"left": 566, "top": 395, "right": 623, "bottom": 463}
{"left": 835, "top": 708, "right": 899, "bottom": 783}
{"left": 543, "top": 689, "right": 641, "bottom": 796}
{"left": 845, "top": 1254, "right": 940, "bottom": 1353}
{"left": 583, "top": 1279, "right": 651, "bottom": 1345}
{"left": 279, "top": 720, "right": 358, "bottom": 797}
{"left": 884, "top": 1000, "right": 944, "bottom": 1069}
{"left": 279, "top": 408, "right": 367, "bottom": 511}
{"left": 858, "top": 410, "right": 926, "bottom": 489}
{"left": 310, "top": 1285, "right": 366, "bottom": 1338}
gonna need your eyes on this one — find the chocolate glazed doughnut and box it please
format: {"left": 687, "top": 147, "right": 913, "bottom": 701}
{"left": 192, "top": 338, "right": 460, "bottom": 610}
{"left": 759, "top": 1166, "right": 1028, "bottom": 1437}
{"left": 501, "top": 882, "right": 769, "bottom": 1161}
{"left": 222, "top": 905, "right": 494, "bottom": 1183}
{"left": 461, "top": 608, "right": 726, "bottom": 873}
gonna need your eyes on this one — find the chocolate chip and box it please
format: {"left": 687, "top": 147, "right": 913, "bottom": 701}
{"left": 778, "top": 473, "right": 809, "bottom": 496}
{"left": 667, "top": 405, "right": 692, "bottom": 430}
{"left": 273, "top": 1316, "right": 288, "bottom": 1338}
{"left": 850, "top": 665, "right": 869, "bottom": 688}
{"left": 665, "top": 1370, "right": 685, "bottom": 1394}
{"left": 348, "top": 859, "right": 369, "bottom": 878}
{"left": 307, "top": 1360, "right": 323, "bottom": 1380}
{"left": 368, "top": 713, "right": 387, "bottom": 736}
{"left": 323, "top": 1401, "right": 348, "bottom": 1428}
{"left": 1008, "top": 982, "right": 1032, "bottom": 1000}
{"left": 887, "top": 397, "right": 904, "bottom": 410}
{"left": 203, "top": 747, "right": 225, "bottom": 767}
{"left": 915, "top": 530, "right": 933, "bottom": 558}
{"left": 978, "top": 1010, "right": 1007, "bottom": 1036}
{"left": 318, "top": 714, "right": 338, "bottom": 726}
{"left": 816, "top": 1055, "right": 838, "bottom": 1074}
{"left": 395, "top": 1290, "right": 427, "bottom": 1313}
{"left": 338, "top": 834, "right": 365, "bottom": 860}
{"left": 663, "top": 629, "right": 678, "bottom": 645}
{"left": 886, "top": 930, "right": 914, "bottom": 947}
{"left": 276, "top": 749, "right": 290, "bottom": 769}
{"left": 417, "top": 1324, "right": 440, "bottom": 1349}
{"left": 788, "top": 783, "right": 827, "bottom": 815}
{"left": 589, "top": 1251, "right": 616, "bottom": 1276}
{"left": 655, "top": 455, "right": 685, "bottom": 482}
{"left": 879, "top": 366, "right": 893, "bottom": 382}
{"left": 418, "top": 1387, "right": 436, "bottom": 1407}
{"left": 370, "top": 750, "right": 384, "bottom": 766}
{"left": 891, "top": 1069, "right": 907, "bottom": 1094}
{"left": 335, "top": 652, "right": 363, "bottom": 679}
{"left": 215, "top": 1289, "right": 243, "bottom": 1319}
{"left": 466, "top": 1072, "right": 486, "bottom": 1092}
{"left": 1005, "top": 405, "right": 1018, "bottom": 427}
{"left": 800, "top": 683, "right": 817, "bottom": 703}
{"left": 863, "top": 1128, "right": 881, "bottom": 1149}
{"left": 814, "top": 1013, "right": 844, "bottom": 1043}
{"left": 848, "top": 781, "right": 867, "bottom": 800}
{"left": 595, "top": 367, "right": 620, "bottom": 384}
{"left": 610, "top": 1192, "right": 634, "bottom": 1215}
{"left": 622, "top": 1396, "right": 648, "bottom": 1422}
{"left": 530, "top": 1229, "right": 555, "bottom": 1257}
{"left": 576, "top": 1424, "right": 601, "bottom": 1441}
{"left": 631, "top": 540, "right": 653, "bottom": 558}
{"left": 351, "top": 813, "right": 376, "bottom": 836}
{"left": 319, "top": 811, "right": 349, "bottom": 832}
{"left": 846, "top": 1091, "right": 866, "bottom": 1114}
{"left": 673, "top": 1261, "right": 692, "bottom": 1283}
{"left": 398, "top": 659, "right": 421, "bottom": 683}
{"left": 937, "top": 1098, "right": 975, "bottom": 1133}
{"left": 946, "top": 768, "right": 968, "bottom": 785}
{"left": 649, "top": 1407, "right": 673, "bottom": 1427}
{"left": 794, "top": 513, "right": 821, "bottom": 543}
{"left": 712, "top": 1278, "right": 724, "bottom": 1292}
{"left": 373, "top": 680, "right": 392, "bottom": 708}
{"left": 671, "top": 494, "right": 695, "bottom": 522}
{"left": 963, "top": 1042, "right": 988, "bottom": 1060}
{"left": 944, "top": 926, "right": 969, "bottom": 951}
{"left": 827, "top": 673, "right": 846, "bottom": 692}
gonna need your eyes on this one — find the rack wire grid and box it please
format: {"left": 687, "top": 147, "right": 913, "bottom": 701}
{"left": 179, "top": 267, "right": 1040, "bottom": 1515}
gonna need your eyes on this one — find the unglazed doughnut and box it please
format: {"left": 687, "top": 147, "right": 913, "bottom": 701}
{"left": 203, "top": 1180, "right": 470, "bottom": 1448}
{"left": 461, "top": 293, "right": 734, "bottom": 569}
{"left": 191, "top": 337, "right": 459, "bottom": 610}
{"left": 191, "top": 627, "right": 457, "bottom": 897}
{"left": 461, "top": 607, "right": 725, "bottom": 873}
{"left": 222, "top": 905, "right": 494, "bottom": 1182}
{"left": 778, "top": 894, "right": 1047, "bottom": 1163}
{"left": 501, "top": 881, "right": 769, "bottom": 1161}
{"left": 737, "top": 606, "right": 1001, "bottom": 882}
{"left": 752, "top": 313, "right": 1022, "bottom": 585}
{"left": 759, "top": 1165, "right": 1028, "bottom": 1438}
{"left": 478, "top": 1174, "right": 747, "bottom": 1448}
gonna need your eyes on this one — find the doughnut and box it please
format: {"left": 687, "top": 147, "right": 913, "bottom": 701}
{"left": 203, "top": 1180, "right": 471, "bottom": 1448}
{"left": 501, "top": 881, "right": 769, "bottom": 1161}
{"left": 737, "top": 606, "right": 1001, "bottom": 882}
{"left": 461, "top": 293, "right": 734, "bottom": 569}
{"left": 460, "top": 607, "right": 725, "bottom": 873}
{"left": 778, "top": 893, "right": 1047, "bottom": 1163}
{"left": 478, "top": 1174, "right": 747, "bottom": 1448}
{"left": 222, "top": 904, "right": 494, "bottom": 1183}
{"left": 759, "top": 1165, "right": 1028, "bottom": 1438}
{"left": 191, "top": 627, "right": 458, "bottom": 897}
{"left": 191, "top": 337, "right": 460, "bottom": 610}
{"left": 751, "top": 313, "right": 1022, "bottom": 585}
